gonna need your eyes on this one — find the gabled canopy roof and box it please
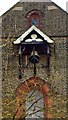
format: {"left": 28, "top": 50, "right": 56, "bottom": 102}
{"left": 13, "top": 25, "right": 54, "bottom": 44}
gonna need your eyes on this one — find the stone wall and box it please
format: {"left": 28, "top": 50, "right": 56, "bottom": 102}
{"left": 2, "top": 36, "right": 67, "bottom": 118}
{"left": 2, "top": 2, "right": 67, "bottom": 38}
{"left": 2, "top": 1, "right": 67, "bottom": 119}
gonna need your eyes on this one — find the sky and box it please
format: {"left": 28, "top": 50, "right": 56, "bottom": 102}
{"left": 0, "top": 0, "right": 68, "bottom": 16}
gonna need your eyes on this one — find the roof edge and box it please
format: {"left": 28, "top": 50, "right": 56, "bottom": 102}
{"left": 13, "top": 25, "right": 54, "bottom": 44}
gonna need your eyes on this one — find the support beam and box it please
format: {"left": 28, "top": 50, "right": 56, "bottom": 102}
{"left": 47, "top": 46, "right": 50, "bottom": 75}
{"left": 19, "top": 45, "right": 22, "bottom": 79}
{"left": 34, "top": 62, "right": 36, "bottom": 76}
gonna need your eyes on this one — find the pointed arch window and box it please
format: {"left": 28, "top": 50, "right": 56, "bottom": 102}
{"left": 32, "top": 18, "right": 39, "bottom": 26}
{"left": 26, "top": 90, "right": 44, "bottom": 119}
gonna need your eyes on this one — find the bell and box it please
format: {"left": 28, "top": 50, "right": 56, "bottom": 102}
{"left": 29, "top": 51, "right": 40, "bottom": 64}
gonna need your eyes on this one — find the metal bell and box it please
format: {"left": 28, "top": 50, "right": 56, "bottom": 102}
{"left": 29, "top": 51, "right": 40, "bottom": 63}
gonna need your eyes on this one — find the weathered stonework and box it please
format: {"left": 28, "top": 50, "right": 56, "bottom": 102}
{"left": 1, "top": 1, "right": 68, "bottom": 119}
{"left": 2, "top": 2, "right": 67, "bottom": 38}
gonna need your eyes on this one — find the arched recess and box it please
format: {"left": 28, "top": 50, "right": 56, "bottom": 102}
{"left": 26, "top": 9, "right": 44, "bottom": 28}
{"left": 15, "top": 77, "right": 53, "bottom": 119}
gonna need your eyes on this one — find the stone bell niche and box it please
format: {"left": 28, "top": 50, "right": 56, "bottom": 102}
{"left": 13, "top": 25, "right": 54, "bottom": 79}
